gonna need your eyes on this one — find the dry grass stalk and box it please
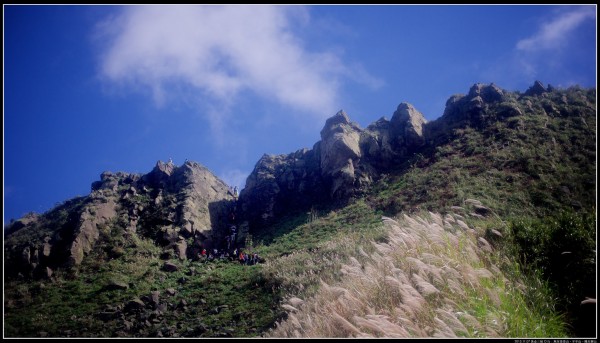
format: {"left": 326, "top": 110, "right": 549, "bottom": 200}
{"left": 412, "top": 273, "right": 440, "bottom": 297}
{"left": 474, "top": 268, "right": 493, "bottom": 279}
{"left": 267, "top": 211, "right": 514, "bottom": 338}
{"left": 331, "top": 311, "right": 361, "bottom": 336}
{"left": 477, "top": 237, "right": 493, "bottom": 253}
{"left": 436, "top": 308, "right": 469, "bottom": 335}
{"left": 282, "top": 304, "right": 298, "bottom": 313}
{"left": 288, "top": 313, "right": 302, "bottom": 329}
{"left": 433, "top": 317, "right": 457, "bottom": 337}
{"left": 456, "top": 219, "right": 470, "bottom": 231}
{"left": 457, "top": 311, "right": 483, "bottom": 332}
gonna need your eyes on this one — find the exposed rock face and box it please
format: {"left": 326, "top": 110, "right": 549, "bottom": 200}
{"left": 239, "top": 105, "right": 428, "bottom": 232}
{"left": 319, "top": 110, "right": 363, "bottom": 199}
{"left": 424, "top": 82, "right": 524, "bottom": 146}
{"left": 169, "top": 161, "right": 232, "bottom": 240}
{"left": 239, "top": 148, "right": 325, "bottom": 229}
{"left": 320, "top": 110, "right": 362, "bottom": 175}
{"left": 438, "top": 83, "right": 507, "bottom": 128}
{"left": 69, "top": 198, "right": 117, "bottom": 266}
{"left": 389, "top": 102, "right": 428, "bottom": 155}
{"left": 4, "top": 160, "right": 234, "bottom": 277}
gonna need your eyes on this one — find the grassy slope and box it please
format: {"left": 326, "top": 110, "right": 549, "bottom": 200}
{"left": 264, "top": 212, "right": 568, "bottom": 338}
{"left": 371, "top": 88, "right": 596, "bottom": 219}
{"left": 259, "top": 86, "right": 596, "bottom": 337}
{"left": 4, "top": 220, "right": 282, "bottom": 338}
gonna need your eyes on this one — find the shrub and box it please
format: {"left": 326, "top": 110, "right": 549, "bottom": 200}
{"left": 508, "top": 210, "right": 596, "bottom": 337}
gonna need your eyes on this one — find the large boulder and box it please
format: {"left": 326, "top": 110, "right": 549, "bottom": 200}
{"left": 319, "top": 110, "right": 362, "bottom": 175}
{"left": 361, "top": 117, "right": 395, "bottom": 168}
{"left": 389, "top": 102, "right": 428, "bottom": 152}
{"left": 168, "top": 161, "right": 234, "bottom": 243}
{"left": 174, "top": 238, "right": 187, "bottom": 260}
{"left": 468, "top": 83, "right": 505, "bottom": 103}
{"left": 319, "top": 110, "right": 363, "bottom": 198}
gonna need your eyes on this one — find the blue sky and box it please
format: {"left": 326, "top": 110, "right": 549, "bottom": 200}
{"left": 3, "top": 5, "right": 596, "bottom": 224}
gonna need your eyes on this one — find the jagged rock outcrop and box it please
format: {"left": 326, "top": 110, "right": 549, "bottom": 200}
{"left": 524, "top": 80, "right": 547, "bottom": 96}
{"left": 433, "top": 82, "right": 508, "bottom": 130}
{"left": 239, "top": 148, "right": 325, "bottom": 229}
{"left": 69, "top": 197, "right": 117, "bottom": 265}
{"left": 319, "top": 111, "right": 361, "bottom": 175}
{"left": 319, "top": 110, "right": 364, "bottom": 199}
{"left": 239, "top": 105, "right": 428, "bottom": 232}
{"left": 390, "top": 103, "right": 427, "bottom": 143}
{"left": 4, "top": 160, "right": 235, "bottom": 277}
{"left": 361, "top": 103, "right": 428, "bottom": 169}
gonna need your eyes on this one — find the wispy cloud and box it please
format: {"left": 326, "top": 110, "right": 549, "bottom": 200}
{"left": 479, "top": 6, "right": 595, "bottom": 88}
{"left": 96, "top": 5, "right": 380, "bottom": 138}
{"left": 516, "top": 6, "right": 595, "bottom": 52}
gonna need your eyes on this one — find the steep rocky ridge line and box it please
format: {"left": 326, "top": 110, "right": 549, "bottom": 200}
{"left": 4, "top": 160, "right": 236, "bottom": 278}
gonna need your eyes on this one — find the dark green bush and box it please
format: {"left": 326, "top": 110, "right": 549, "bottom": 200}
{"left": 509, "top": 210, "right": 596, "bottom": 337}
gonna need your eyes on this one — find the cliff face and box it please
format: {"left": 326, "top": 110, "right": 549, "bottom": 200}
{"left": 4, "top": 160, "right": 235, "bottom": 278}
{"left": 238, "top": 104, "right": 428, "bottom": 233}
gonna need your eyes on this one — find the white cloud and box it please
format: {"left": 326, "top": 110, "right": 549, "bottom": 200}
{"left": 480, "top": 6, "right": 597, "bottom": 84}
{"left": 516, "top": 6, "right": 595, "bottom": 52}
{"left": 96, "top": 5, "right": 379, "bottom": 136}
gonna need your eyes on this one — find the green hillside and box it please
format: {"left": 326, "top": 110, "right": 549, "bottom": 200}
{"left": 4, "top": 84, "right": 596, "bottom": 338}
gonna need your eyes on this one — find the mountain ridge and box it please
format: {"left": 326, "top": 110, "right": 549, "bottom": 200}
{"left": 6, "top": 80, "right": 596, "bottom": 279}
{"left": 3, "top": 80, "right": 596, "bottom": 338}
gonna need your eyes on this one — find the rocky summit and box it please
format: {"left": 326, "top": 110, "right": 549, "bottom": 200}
{"left": 238, "top": 103, "right": 428, "bottom": 231}
{"left": 238, "top": 82, "right": 535, "bottom": 233}
{"left": 5, "top": 160, "right": 235, "bottom": 279}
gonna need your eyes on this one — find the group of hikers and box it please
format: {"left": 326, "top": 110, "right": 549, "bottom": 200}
{"left": 197, "top": 247, "right": 261, "bottom": 265}
{"left": 195, "top": 190, "right": 262, "bottom": 266}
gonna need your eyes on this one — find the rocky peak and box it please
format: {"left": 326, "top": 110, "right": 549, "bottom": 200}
{"left": 156, "top": 160, "right": 176, "bottom": 176}
{"left": 524, "top": 80, "right": 547, "bottom": 96}
{"left": 240, "top": 102, "right": 435, "bottom": 230}
{"left": 439, "top": 82, "right": 508, "bottom": 128}
{"left": 92, "top": 171, "right": 141, "bottom": 192}
{"left": 390, "top": 102, "right": 428, "bottom": 137}
{"left": 320, "top": 110, "right": 362, "bottom": 165}
{"left": 320, "top": 110, "right": 361, "bottom": 139}
{"left": 467, "top": 83, "right": 505, "bottom": 103}
{"left": 5, "top": 159, "right": 236, "bottom": 277}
